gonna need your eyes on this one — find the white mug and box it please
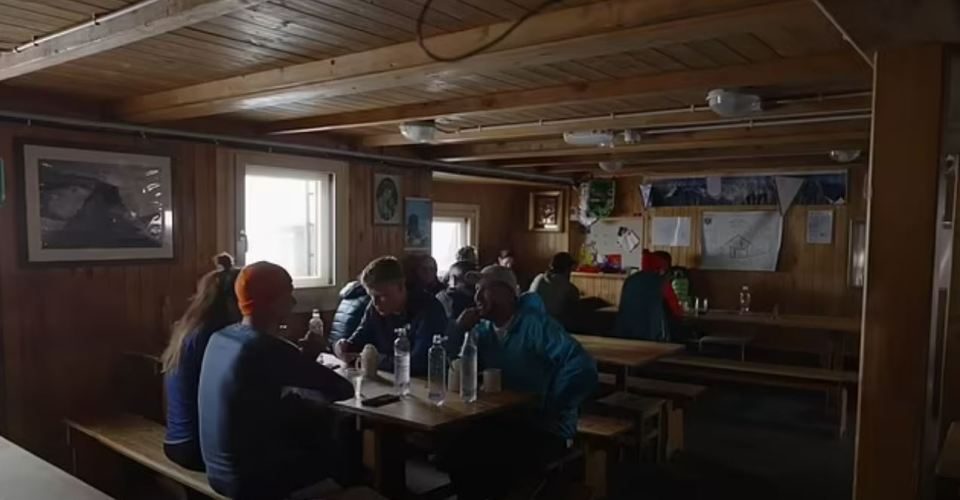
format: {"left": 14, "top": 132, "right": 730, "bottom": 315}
{"left": 482, "top": 368, "right": 502, "bottom": 393}
{"left": 360, "top": 344, "right": 379, "bottom": 378}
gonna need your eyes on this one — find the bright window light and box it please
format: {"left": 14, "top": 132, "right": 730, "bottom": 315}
{"left": 243, "top": 165, "right": 334, "bottom": 288}
{"left": 432, "top": 217, "right": 468, "bottom": 273}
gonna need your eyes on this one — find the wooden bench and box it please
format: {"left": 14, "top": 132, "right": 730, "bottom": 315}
{"left": 652, "top": 355, "right": 859, "bottom": 437}
{"left": 67, "top": 414, "right": 227, "bottom": 500}
{"left": 66, "top": 413, "right": 382, "bottom": 500}
{"left": 577, "top": 414, "right": 633, "bottom": 499}
{"left": 595, "top": 392, "right": 668, "bottom": 464}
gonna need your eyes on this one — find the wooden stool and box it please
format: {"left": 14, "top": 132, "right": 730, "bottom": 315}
{"left": 577, "top": 415, "right": 633, "bottom": 499}
{"left": 595, "top": 392, "right": 668, "bottom": 462}
{"left": 698, "top": 333, "right": 756, "bottom": 361}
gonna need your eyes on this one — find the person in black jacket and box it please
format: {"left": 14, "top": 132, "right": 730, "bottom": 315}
{"left": 329, "top": 281, "right": 371, "bottom": 343}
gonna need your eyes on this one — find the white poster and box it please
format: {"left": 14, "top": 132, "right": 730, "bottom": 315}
{"left": 701, "top": 211, "right": 783, "bottom": 271}
{"left": 652, "top": 216, "right": 691, "bottom": 247}
{"left": 806, "top": 209, "right": 834, "bottom": 244}
{"left": 775, "top": 176, "right": 804, "bottom": 216}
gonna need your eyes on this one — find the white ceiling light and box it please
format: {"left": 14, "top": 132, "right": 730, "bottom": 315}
{"left": 598, "top": 160, "right": 623, "bottom": 173}
{"left": 563, "top": 130, "right": 615, "bottom": 147}
{"left": 399, "top": 120, "right": 437, "bottom": 143}
{"left": 829, "top": 149, "right": 863, "bottom": 163}
{"left": 706, "top": 89, "right": 763, "bottom": 117}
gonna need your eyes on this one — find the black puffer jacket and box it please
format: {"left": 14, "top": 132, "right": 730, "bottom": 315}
{"left": 329, "top": 281, "right": 371, "bottom": 343}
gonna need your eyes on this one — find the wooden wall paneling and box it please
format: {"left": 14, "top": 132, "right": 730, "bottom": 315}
{"left": 855, "top": 44, "right": 946, "bottom": 500}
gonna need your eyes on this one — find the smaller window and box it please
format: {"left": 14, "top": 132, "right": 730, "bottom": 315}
{"left": 431, "top": 203, "right": 479, "bottom": 274}
{"left": 242, "top": 165, "right": 334, "bottom": 288}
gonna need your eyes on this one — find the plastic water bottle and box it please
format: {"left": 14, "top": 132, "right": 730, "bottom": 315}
{"left": 460, "top": 331, "right": 478, "bottom": 403}
{"left": 739, "top": 285, "right": 752, "bottom": 314}
{"left": 428, "top": 335, "right": 446, "bottom": 405}
{"left": 393, "top": 326, "right": 411, "bottom": 397}
{"left": 308, "top": 309, "right": 324, "bottom": 335}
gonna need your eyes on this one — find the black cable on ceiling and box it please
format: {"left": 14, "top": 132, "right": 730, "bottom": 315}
{"left": 415, "top": 0, "right": 563, "bottom": 63}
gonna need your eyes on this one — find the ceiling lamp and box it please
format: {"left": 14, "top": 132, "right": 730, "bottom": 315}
{"left": 598, "top": 160, "right": 623, "bottom": 173}
{"left": 706, "top": 89, "right": 763, "bottom": 117}
{"left": 829, "top": 149, "right": 863, "bottom": 163}
{"left": 399, "top": 120, "right": 437, "bottom": 144}
{"left": 563, "top": 130, "right": 615, "bottom": 147}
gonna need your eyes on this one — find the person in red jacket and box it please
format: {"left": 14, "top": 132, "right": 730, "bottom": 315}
{"left": 642, "top": 250, "right": 684, "bottom": 319}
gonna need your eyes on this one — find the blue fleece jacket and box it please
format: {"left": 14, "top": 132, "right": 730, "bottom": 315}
{"left": 473, "top": 293, "right": 598, "bottom": 439}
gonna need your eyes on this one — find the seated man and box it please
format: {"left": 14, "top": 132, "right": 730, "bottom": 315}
{"left": 334, "top": 256, "right": 448, "bottom": 375}
{"left": 436, "top": 260, "right": 478, "bottom": 352}
{"left": 328, "top": 280, "right": 371, "bottom": 343}
{"left": 199, "top": 261, "right": 355, "bottom": 500}
{"left": 529, "top": 252, "right": 581, "bottom": 329}
{"left": 613, "top": 250, "right": 683, "bottom": 341}
{"left": 448, "top": 265, "right": 598, "bottom": 500}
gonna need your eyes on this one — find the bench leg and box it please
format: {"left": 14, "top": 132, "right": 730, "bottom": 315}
{"left": 838, "top": 386, "right": 849, "bottom": 439}
{"left": 667, "top": 406, "right": 684, "bottom": 459}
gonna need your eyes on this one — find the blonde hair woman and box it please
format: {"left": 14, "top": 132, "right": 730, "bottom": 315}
{"left": 161, "top": 253, "right": 240, "bottom": 471}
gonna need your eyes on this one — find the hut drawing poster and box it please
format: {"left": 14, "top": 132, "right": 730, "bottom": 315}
{"left": 404, "top": 197, "right": 432, "bottom": 251}
{"left": 701, "top": 211, "right": 782, "bottom": 271}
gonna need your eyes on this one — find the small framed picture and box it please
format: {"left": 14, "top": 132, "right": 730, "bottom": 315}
{"left": 529, "top": 190, "right": 564, "bottom": 232}
{"left": 373, "top": 173, "right": 401, "bottom": 225}
{"left": 404, "top": 197, "right": 432, "bottom": 251}
{"left": 22, "top": 144, "right": 174, "bottom": 263}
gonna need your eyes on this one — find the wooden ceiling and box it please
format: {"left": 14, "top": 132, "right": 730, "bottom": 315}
{"left": 0, "top": 0, "right": 882, "bottom": 178}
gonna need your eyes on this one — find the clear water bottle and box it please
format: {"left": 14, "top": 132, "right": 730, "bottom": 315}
{"left": 428, "top": 334, "right": 446, "bottom": 405}
{"left": 308, "top": 309, "right": 324, "bottom": 336}
{"left": 393, "top": 326, "right": 411, "bottom": 397}
{"left": 460, "top": 331, "right": 478, "bottom": 403}
{"left": 739, "top": 285, "right": 752, "bottom": 314}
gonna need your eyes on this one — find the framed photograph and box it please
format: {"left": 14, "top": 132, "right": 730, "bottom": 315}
{"left": 404, "top": 197, "right": 432, "bottom": 251}
{"left": 373, "top": 173, "right": 402, "bottom": 225}
{"left": 23, "top": 144, "right": 174, "bottom": 263}
{"left": 529, "top": 190, "right": 564, "bottom": 232}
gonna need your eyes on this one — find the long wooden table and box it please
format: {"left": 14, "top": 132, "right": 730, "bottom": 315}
{"left": 315, "top": 355, "right": 532, "bottom": 498}
{"left": 572, "top": 334, "right": 684, "bottom": 389}
{"left": 0, "top": 435, "right": 113, "bottom": 500}
{"left": 682, "top": 309, "right": 860, "bottom": 371}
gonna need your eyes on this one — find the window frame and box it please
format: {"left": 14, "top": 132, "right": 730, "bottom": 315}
{"left": 232, "top": 151, "right": 350, "bottom": 311}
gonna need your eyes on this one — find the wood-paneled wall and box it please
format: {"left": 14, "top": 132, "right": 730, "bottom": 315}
{"left": 431, "top": 180, "right": 570, "bottom": 286}
{"left": 0, "top": 123, "right": 432, "bottom": 465}
{"left": 569, "top": 171, "right": 865, "bottom": 316}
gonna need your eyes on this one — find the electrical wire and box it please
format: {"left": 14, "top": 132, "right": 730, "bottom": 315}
{"left": 416, "top": 0, "right": 563, "bottom": 62}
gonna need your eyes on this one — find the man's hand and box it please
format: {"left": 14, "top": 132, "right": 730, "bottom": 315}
{"left": 456, "top": 307, "right": 482, "bottom": 332}
{"left": 333, "top": 339, "right": 351, "bottom": 360}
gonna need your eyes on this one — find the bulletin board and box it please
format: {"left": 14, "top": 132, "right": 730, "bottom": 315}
{"left": 585, "top": 217, "right": 645, "bottom": 269}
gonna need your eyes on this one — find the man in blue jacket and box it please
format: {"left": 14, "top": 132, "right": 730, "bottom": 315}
{"left": 334, "top": 256, "right": 448, "bottom": 375}
{"left": 447, "top": 265, "right": 598, "bottom": 499}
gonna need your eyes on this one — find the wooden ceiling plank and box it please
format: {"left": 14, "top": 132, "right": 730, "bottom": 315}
{"left": 114, "top": 0, "right": 814, "bottom": 122}
{"left": 0, "top": 0, "right": 269, "bottom": 81}
{"left": 360, "top": 94, "right": 872, "bottom": 146}
{"left": 267, "top": 52, "right": 869, "bottom": 134}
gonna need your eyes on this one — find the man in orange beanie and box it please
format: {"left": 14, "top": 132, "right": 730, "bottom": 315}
{"left": 199, "top": 261, "right": 354, "bottom": 500}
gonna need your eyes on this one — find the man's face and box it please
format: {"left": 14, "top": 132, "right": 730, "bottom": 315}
{"left": 368, "top": 282, "right": 407, "bottom": 316}
{"left": 498, "top": 256, "right": 515, "bottom": 268}
{"left": 418, "top": 259, "right": 438, "bottom": 285}
{"left": 474, "top": 282, "right": 510, "bottom": 319}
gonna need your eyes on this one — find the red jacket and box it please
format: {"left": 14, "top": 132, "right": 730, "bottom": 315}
{"left": 642, "top": 251, "right": 683, "bottom": 319}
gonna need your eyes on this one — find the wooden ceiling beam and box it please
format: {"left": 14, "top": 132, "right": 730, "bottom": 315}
{"left": 542, "top": 158, "right": 864, "bottom": 177}
{"left": 431, "top": 122, "right": 870, "bottom": 162}
{"left": 357, "top": 93, "right": 871, "bottom": 147}
{"left": 113, "top": 0, "right": 820, "bottom": 123}
{"left": 277, "top": 55, "right": 870, "bottom": 137}
{"left": 0, "top": 0, "right": 267, "bottom": 81}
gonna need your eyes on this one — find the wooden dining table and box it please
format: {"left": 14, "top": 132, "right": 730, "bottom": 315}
{"left": 682, "top": 309, "right": 861, "bottom": 370}
{"left": 572, "top": 334, "right": 685, "bottom": 389}
{"left": 315, "top": 354, "right": 532, "bottom": 498}
{"left": 1, "top": 435, "right": 113, "bottom": 500}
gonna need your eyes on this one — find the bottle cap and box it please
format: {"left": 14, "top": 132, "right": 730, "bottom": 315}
{"left": 433, "top": 334, "right": 443, "bottom": 344}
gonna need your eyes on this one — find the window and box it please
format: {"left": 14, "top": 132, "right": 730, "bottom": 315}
{"left": 234, "top": 153, "right": 349, "bottom": 301}
{"left": 243, "top": 165, "right": 333, "bottom": 287}
{"left": 432, "top": 203, "right": 479, "bottom": 273}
